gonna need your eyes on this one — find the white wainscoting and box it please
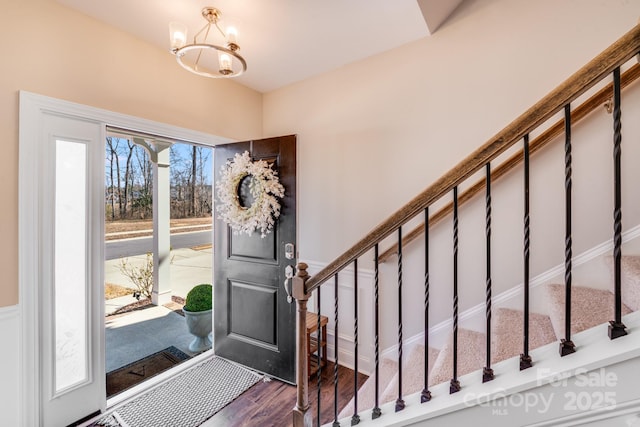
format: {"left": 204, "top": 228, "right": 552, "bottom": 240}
{"left": 0, "top": 304, "right": 21, "bottom": 426}
{"left": 305, "top": 261, "right": 375, "bottom": 374}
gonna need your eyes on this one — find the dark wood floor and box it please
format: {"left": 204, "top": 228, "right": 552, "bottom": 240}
{"left": 204, "top": 362, "right": 368, "bottom": 427}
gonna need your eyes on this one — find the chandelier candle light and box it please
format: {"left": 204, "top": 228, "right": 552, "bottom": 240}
{"left": 169, "top": 7, "right": 247, "bottom": 78}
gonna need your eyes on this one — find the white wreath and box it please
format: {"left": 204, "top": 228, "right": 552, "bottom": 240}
{"left": 216, "top": 151, "right": 285, "bottom": 238}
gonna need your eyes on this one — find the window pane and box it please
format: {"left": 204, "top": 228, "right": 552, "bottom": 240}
{"left": 54, "top": 139, "right": 89, "bottom": 393}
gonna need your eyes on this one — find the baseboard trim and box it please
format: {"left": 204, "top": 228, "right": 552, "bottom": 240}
{"left": 528, "top": 396, "right": 640, "bottom": 427}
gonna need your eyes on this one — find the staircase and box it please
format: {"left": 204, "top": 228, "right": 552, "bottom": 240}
{"left": 338, "top": 258, "right": 637, "bottom": 421}
{"left": 291, "top": 22, "right": 640, "bottom": 427}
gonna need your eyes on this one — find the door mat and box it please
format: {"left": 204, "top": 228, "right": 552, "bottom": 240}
{"left": 97, "top": 357, "right": 261, "bottom": 427}
{"left": 106, "top": 346, "right": 190, "bottom": 398}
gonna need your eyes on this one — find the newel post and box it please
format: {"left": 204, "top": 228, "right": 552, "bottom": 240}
{"left": 292, "top": 263, "right": 313, "bottom": 427}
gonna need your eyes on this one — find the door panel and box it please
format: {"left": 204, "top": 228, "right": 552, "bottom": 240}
{"left": 229, "top": 280, "right": 278, "bottom": 346}
{"left": 214, "top": 136, "right": 297, "bottom": 383}
{"left": 229, "top": 231, "right": 278, "bottom": 262}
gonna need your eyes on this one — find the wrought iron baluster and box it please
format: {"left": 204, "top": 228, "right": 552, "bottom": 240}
{"left": 333, "top": 274, "right": 340, "bottom": 427}
{"left": 351, "top": 260, "right": 360, "bottom": 426}
{"left": 372, "top": 245, "right": 382, "bottom": 419}
{"left": 395, "top": 227, "right": 406, "bottom": 412}
{"left": 316, "top": 287, "right": 322, "bottom": 427}
{"left": 421, "top": 207, "right": 432, "bottom": 402}
{"left": 484, "top": 164, "right": 495, "bottom": 381}
{"left": 521, "top": 135, "right": 533, "bottom": 370}
{"left": 450, "top": 187, "right": 461, "bottom": 394}
{"left": 609, "top": 67, "right": 628, "bottom": 340}
{"left": 560, "top": 104, "right": 576, "bottom": 357}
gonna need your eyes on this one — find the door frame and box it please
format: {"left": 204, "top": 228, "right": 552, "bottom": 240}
{"left": 19, "top": 91, "right": 229, "bottom": 426}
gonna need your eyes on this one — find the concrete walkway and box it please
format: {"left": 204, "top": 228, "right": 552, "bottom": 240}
{"left": 106, "top": 305, "right": 204, "bottom": 372}
{"left": 105, "top": 246, "right": 213, "bottom": 315}
{"left": 105, "top": 247, "right": 213, "bottom": 371}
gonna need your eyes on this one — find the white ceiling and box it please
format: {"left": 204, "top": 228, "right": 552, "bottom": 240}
{"left": 55, "top": 0, "right": 463, "bottom": 93}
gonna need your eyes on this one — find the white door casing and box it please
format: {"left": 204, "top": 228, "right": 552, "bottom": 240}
{"left": 19, "top": 92, "right": 227, "bottom": 426}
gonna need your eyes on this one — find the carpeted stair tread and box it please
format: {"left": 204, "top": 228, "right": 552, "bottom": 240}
{"left": 338, "top": 357, "right": 399, "bottom": 419}
{"left": 544, "top": 284, "right": 632, "bottom": 337}
{"left": 378, "top": 345, "right": 439, "bottom": 405}
{"left": 605, "top": 255, "right": 640, "bottom": 312}
{"left": 491, "top": 308, "right": 557, "bottom": 364}
{"left": 428, "top": 329, "right": 485, "bottom": 387}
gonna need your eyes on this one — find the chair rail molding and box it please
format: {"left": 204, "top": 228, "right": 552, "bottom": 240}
{"left": 0, "top": 303, "right": 19, "bottom": 320}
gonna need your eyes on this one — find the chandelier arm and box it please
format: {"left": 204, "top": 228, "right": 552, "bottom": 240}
{"left": 214, "top": 21, "right": 227, "bottom": 39}
{"left": 194, "top": 23, "right": 213, "bottom": 71}
{"left": 193, "top": 22, "right": 211, "bottom": 46}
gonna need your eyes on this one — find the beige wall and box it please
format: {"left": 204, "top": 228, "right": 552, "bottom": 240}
{"left": 3, "top": 0, "right": 640, "bottom": 312}
{"left": 263, "top": 0, "right": 640, "bottom": 347}
{"left": 0, "top": 0, "right": 263, "bottom": 307}
{"left": 264, "top": 0, "right": 640, "bottom": 263}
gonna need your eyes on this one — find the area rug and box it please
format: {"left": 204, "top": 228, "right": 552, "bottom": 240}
{"left": 98, "top": 357, "right": 261, "bottom": 427}
{"left": 106, "top": 346, "right": 191, "bottom": 398}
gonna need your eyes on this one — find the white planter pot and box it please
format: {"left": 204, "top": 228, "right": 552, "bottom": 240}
{"left": 183, "top": 308, "right": 213, "bottom": 353}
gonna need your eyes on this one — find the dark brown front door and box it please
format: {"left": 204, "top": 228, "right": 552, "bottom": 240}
{"left": 213, "top": 135, "right": 297, "bottom": 383}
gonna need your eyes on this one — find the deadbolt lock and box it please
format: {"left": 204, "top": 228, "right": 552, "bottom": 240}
{"left": 285, "top": 243, "right": 295, "bottom": 260}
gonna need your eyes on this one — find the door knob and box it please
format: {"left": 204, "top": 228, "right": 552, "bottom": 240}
{"left": 284, "top": 265, "right": 295, "bottom": 303}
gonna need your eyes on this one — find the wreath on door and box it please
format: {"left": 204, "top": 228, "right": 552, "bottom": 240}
{"left": 216, "top": 151, "right": 285, "bottom": 238}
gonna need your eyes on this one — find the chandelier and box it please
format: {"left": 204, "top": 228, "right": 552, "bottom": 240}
{"left": 169, "top": 7, "right": 247, "bottom": 78}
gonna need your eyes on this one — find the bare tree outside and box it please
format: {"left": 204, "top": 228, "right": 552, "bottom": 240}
{"left": 118, "top": 254, "right": 154, "bottom": 300}
{"left": 105, "top": 138, "right": 213, "bottom": 222}
{"left": 106, "top": 137, "right": 118, "bottom": 221}
{"left": 169, "top": 143, "right": 212, "bottom": 219}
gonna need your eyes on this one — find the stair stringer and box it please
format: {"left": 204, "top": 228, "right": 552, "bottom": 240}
{"left": 331, "top": 310, "right": 640, "bottom": 427}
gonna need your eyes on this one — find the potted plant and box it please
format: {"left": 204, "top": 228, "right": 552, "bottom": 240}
{"left": 183, "top": 284, "right": 213, "bottom": 353}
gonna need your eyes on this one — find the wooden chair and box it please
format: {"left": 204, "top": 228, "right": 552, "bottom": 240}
{"left": 306, "top": 311, "right": 328, "bottom": 376}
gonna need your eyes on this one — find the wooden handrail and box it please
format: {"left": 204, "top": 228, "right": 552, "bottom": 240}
{"left": 378, "top": 62, "right": 640, "bottom": 263}
{"left": 304, "top": 23, "right": 640, "bottom": 293}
